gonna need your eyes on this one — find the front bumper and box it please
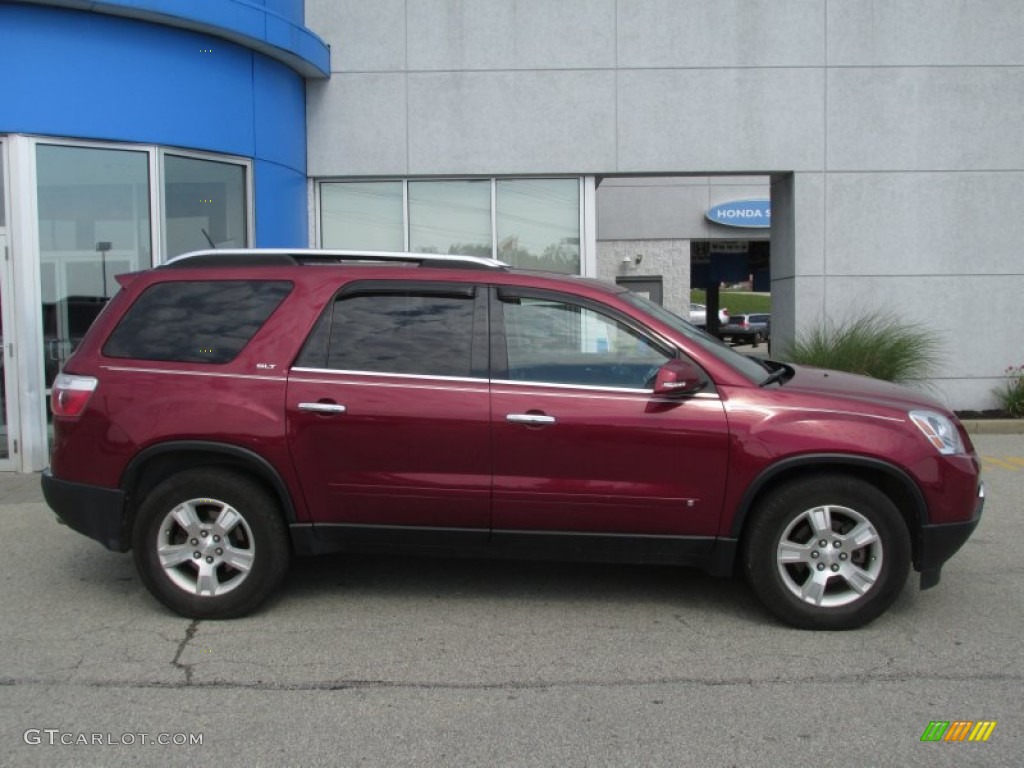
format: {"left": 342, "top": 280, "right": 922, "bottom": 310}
{"left": 41, "top": 469, "right": 129, "bottom": 552}
{"left": 917, "top": 482, "right": 985, "bottom": 589}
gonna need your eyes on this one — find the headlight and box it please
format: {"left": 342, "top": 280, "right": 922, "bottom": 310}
{"left": 909, "top": 410, "right": 965, "bottom": 455}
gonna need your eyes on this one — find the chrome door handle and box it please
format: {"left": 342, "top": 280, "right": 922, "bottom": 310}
{"left": 298, "top": 402, "right": 347, "bottom": 414}
{"left": 506, "top": 413, "right": 556, "bottom": 425}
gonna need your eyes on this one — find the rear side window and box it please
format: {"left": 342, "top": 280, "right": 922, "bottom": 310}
{"left": 103, "top": 280, "right": 292, "bottom": 363}
{"left": 296, "top": 288, "right": 477, "bottom": 377}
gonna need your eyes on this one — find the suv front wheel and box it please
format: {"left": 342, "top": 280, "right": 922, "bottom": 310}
{"left": 742, "top": 474, "right": 911, "bottom": 630}
{"left": 132, "top": 469, "right": 290, "bottom": 619}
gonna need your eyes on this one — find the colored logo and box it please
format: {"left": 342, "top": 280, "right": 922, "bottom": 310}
{"left": 920, "top": 720, "right": 997, "bottom": 742}
{"left": 706, "top": 199, "right": 771, "bottom": 229}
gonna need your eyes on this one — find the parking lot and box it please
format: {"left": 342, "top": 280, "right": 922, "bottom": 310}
{"left": 1, "top": 433, "right": 1021, "bottom": 767}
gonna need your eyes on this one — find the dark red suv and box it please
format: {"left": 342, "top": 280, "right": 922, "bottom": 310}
{"left": 42, "top": 250, "right": 984, "bottom": 629}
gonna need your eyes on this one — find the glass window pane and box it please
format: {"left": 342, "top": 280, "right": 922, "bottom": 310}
{"left": 409, "top": 180, "right": 491, "bottom": 257}
{"left": 0, "top": 148, "right": 5, "bottom": 227}
{"left": 164, "top": 154, "right": 247, "bottom": 259}
{"left": 327, "top": 292, "right": 475, "bottom": 377}
{"left": 36, "top": 144, "right": 152, "bottom": 391}
{"left": 496, "top": 179, "right": 580, "bottom": 273}
{"left": 103, "top": 281, "right": 292, "bottom": 364}
{"left": 320, "top": 181, "right": 404, "bottom": 251}
{"left": 502, "top": 297, "right": 668, "bottom": 388}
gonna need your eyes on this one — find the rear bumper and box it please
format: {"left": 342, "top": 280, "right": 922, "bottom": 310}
{"left": 917, "top": 483, "right": 984, "bottom": 589}
{"left": 41, "top": 469, "right": 129, "bottom": 552}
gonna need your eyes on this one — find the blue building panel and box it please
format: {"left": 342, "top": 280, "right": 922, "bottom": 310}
{"left": 9, "top": 0, "right": 329, "bottom": 77}
{"left": 1, "top": 1, "right": 318, "bottom": 247}
{"left": 253, "top": 56, "right": 307, "bottom": 174}
{"left": 254, "top": 159, "right": 309, "bottom": 246}
{"left": 3, "top": 7, "right": 254, "bottom": 156}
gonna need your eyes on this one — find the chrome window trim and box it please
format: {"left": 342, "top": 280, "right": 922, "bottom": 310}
{"left": 101, "top": 365, "right": 285, "bottom": 382}
{"left": 492, "top": 379, "right": 721, "bottom": 399}
{"left": 289, "top": 375, "right": 489, "bottom": 395}
{"left": 288, "top": 368, "right": 721, "bottom": 399}
{"left": 290, "top": 367, "right": 488, "bottom": 385}
{"left": 491, "top": 378, "right": 651, "bottom": 395}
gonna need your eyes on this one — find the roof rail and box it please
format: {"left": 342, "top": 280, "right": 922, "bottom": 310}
{"left": 162, "top": 249, "right": 509, "bottom": 270}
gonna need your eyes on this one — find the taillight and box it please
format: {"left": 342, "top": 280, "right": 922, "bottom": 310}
{"left": 51, "top": 373, "right": 98, "bottom": 418}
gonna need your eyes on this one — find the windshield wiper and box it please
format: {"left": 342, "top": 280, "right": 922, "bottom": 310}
{"left": 760, "top": 362, "right": 793, "bottom": 387}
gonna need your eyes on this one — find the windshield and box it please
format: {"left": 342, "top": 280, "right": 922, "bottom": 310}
{"left": 620, "top": 292, "right": 770, "bottom": 383}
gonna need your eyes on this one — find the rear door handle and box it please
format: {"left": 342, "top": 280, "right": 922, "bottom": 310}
{"left": 506, "top": 413, "right": 556, "bottom": 426}
{"left": 298, "top": 402, "right": 347, "bottom": 414}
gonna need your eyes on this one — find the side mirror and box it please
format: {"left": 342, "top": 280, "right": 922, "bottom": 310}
{"left": 653, "top": 358, "right": 705, "bottom": 396}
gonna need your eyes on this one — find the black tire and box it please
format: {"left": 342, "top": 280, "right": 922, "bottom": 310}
{"left": 752, "top": 332, "right": 762, "bottom": 348}
{"left": 132, "top": 468, "right": 290, "bottom": 619}
{"left": 742, "top": 474, "right": 910, "bottom": 630}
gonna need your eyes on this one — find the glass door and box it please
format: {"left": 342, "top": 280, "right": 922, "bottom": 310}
{"left": 0, "top": 141, "right": 16, "bottom": 468}
{"left": 0, "top": 230, "right": 15, "bottom": 469}
{"left": 35, "top": 144, "right": 151, "bottom": 447}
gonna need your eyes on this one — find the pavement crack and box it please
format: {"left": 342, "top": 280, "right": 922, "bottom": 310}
{"left": 171, "top": 619, "right": 200, "bottom": 685}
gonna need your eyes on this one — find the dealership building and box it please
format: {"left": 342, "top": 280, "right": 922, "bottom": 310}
{"left": 1, "top": 0, "right": 1021, "bottom": 471}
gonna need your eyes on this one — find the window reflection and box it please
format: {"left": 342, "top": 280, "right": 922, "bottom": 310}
{"left": 319, "top": 178, "right": 583, "bottom": 272}
{"left": 497, "top": 179, "right": 580, "bottom": 273}
{"left": 36, "top": 144, "right": 151, "bottom": 390}
{"left": 164, "top": 154, "right": 247, "bottom": 258}
{"left": 502, "top": 297, "right": 668, "bottom": 388}
{"left": 409, "top": 180, "right": 492, "bottom": 257}
{"left": 328, "top": 293, "right": 476, "bottom": 377}
{"left": 321, "top": 181, "right": 404, "bottom": 251}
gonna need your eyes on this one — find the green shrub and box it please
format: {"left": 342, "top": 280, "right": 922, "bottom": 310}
{"left": 781, "top": 311, "right": 939, "bottom": 383}
{"left": 993, "top": 365, "right": 1024, "bottom": 418}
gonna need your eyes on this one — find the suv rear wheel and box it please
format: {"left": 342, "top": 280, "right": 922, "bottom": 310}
{"left": 132, "top": 469, "right": 290, "bottom": 619}
{"left": 742, "top": 475, "right": 910, "bottom": 630}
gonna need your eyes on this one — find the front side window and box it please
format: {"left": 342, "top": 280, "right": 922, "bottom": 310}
{"left": 301, "top": 289, "right": 478, "bottom": 378}
{"left": 103, "top": 280, "right": 291, "bottom": 363}
{"left": 500, "top": 295, "right": 670, "bottom": 389}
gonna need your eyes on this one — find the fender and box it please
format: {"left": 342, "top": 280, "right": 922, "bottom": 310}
{"left": 728, "top": 453, "right": 929, "bottom": 539}
{"left": 122, "top": 440, "right": 300, "bottom": 523}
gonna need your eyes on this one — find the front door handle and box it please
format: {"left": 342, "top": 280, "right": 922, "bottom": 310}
{"left": 506, "top": 413, "right": 556, "bottom": 426}
{"left": 298, "top": 402, "right": 347, "bottom": 414}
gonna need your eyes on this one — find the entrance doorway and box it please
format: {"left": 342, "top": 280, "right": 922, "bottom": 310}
{"left": 615, "top": 275, "right": 664, "bottom": 305}
{"left": 0, "top": 232, "right": 18, "bottom": 469}
{"left": 0, "top": 143, "right": 17, "bottom": 468}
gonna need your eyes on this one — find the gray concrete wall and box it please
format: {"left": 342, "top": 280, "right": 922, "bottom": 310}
{"left": 305, "top": 0, "right": 1024, "bottom": 410}
{"left": 597, "top": 177, "right": 770, "bottom": 242}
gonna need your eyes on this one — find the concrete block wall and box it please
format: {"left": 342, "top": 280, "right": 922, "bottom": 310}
{"left": 596, "top": 240, "right": 691, "bottom": 318}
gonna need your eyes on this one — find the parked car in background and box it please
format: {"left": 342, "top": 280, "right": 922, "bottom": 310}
{"left": 689, "top": 303, "right": 729, "bottom": 329}
{"left": 42, "top": 249, "right": 984, "bottom": 630}
{"left": 720, "top": 313, "right": 771, "bottom": 347}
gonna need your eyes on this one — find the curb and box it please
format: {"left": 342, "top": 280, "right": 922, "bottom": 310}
{"left": 961, "top": 419, "right": 1024, "bottom": 435}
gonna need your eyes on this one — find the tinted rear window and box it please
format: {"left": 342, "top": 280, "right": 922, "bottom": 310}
{"left": 103, "top": 280, "right": 292, "bottom": 363}
{"left": 296, "top": 289, "right": 477, "bottom": 377}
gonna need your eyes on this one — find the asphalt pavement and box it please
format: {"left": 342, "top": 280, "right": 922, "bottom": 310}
{"left": 1, "top": 434, "right": 1022, "bottom": 767}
